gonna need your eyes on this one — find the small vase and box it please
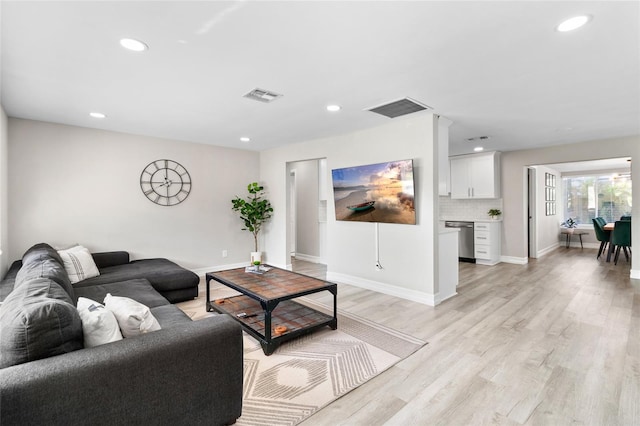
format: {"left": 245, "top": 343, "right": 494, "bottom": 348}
{"left": 250, "top": 251, "right": 262, "bottom": 264}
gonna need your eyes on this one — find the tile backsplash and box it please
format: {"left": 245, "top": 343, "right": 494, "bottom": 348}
{"left": 439, "top": 196, "right": 504, "bottom": 221}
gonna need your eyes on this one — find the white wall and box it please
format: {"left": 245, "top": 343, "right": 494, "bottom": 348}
{"left": 0, "top": 106, "right": 8, "bottom": 274}
{"left": 8, "top": 119, "right": 260, "bottom": 271}
{"left": 290, "top": 159, "right": 320, "bottom": 260}
{"left": 260, "top": 112, "right": 440, "bottom": 305}
{"left": 501, "top": 136, "right": 640, "bottom": 277}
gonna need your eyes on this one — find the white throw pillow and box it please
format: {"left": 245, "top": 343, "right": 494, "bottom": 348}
{"left": 103, "top": 293, "right": 161, "bottom": 338}
{"left": 76, "top": 297, "right": 123, "bottom": 347}
{"left": 57, "top": 245, "right": 100, "bottom": 284}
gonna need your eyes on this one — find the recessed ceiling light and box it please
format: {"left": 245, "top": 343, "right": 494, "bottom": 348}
{"left": 240, "top": 137, "right": 251, "bottom": 142}
{"left": 120, "top": 38, "right": 148, "bottom": 52}
{"left": 326, "top": 105, "right": 341, "bottom": 112}
{"left": 89, "top": 112, "right": 106, "bottom": 119}
{"left": 557, "top": 15, "right": 591, "bottom": 32}
{"left": 474, "top": 147, "right": 484, "bottom": 152}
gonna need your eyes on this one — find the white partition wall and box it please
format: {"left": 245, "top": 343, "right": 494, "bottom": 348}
{"left": 260, "top": 112, "right": 443, "bottom": 305}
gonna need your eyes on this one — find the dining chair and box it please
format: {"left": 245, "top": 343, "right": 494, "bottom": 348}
{"left": 611, "top": 220, "right": 632, "bottom": 265}
{"left": 592, "top": 218, "right": 611, "bottom": 259}
{"left": 620, "top": 215, "right": 632, "bottom": 221}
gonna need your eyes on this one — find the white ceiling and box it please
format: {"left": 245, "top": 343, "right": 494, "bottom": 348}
{"left": 1, "top": 1, "right": 639, "bottom": 155}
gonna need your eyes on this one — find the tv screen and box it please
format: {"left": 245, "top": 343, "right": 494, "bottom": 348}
{"left": 331, "top": 159, "right": 416, "bottom": 224}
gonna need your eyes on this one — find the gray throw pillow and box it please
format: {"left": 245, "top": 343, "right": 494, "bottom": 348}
{"left": 0, "top": 277, "right": 83, "bottom": 368}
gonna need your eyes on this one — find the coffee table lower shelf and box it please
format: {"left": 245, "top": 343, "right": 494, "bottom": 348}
{"left": 210, "top": 295, "right": 337, "bottom": 355}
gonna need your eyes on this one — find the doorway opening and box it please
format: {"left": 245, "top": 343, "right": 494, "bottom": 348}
{"left": 286, "top": 158, "right": 328, "bottom": 266}
{"left": 526, "top": 157, "right": 631, "bottom": 258}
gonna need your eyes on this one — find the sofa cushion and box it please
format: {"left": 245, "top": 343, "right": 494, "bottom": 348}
{"left": 91, "top": 251, "right": 130, "bottom": 269}
{"left": 0, "top": 278, "right": 84, "bottom": 368}
{"left": 76, "top": 258, "right": 199, "bottom": 293}
{"left": 74, "top": 278, "right": 170, "bottom": 309}
{"left": 104, "top": 294, "right": 161, "bottom": 338}
{"left": 150, "top": 304, "right": 193, "bottom": 328}
{"left": 16, "top": 244, "right": 75, "bottom": 299}
{"left": 77, "top": 297, "right": 123, "bottom": 347}
{"left": 21, "top": 243, "right": 65, "bottom": 268}
{"left": 57, "top": 245, "right": 101, "bottom": 284}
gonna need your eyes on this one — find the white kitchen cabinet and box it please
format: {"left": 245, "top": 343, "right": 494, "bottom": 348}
{"left": 450, "top": 151, "right": 501, "bottom": 199}
{"left": 474, "top": 221, "right": 501, "bottom": 265}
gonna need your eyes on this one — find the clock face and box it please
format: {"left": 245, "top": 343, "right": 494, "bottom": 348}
{"left": 140, "top": 159, "right": 191, "bottom": 206}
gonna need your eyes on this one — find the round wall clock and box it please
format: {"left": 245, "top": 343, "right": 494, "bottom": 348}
{"left": 140, "top": 159, "right": 192, "bottom": 206}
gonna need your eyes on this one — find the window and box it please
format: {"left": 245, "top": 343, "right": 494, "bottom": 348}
{"left": 563, "top": 174, "right": 632, "bottom": 224}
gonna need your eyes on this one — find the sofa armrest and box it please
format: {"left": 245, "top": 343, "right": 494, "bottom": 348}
{"left": 0, "top": 315, "right": 243, "bottom": 426}
{"left": 91, "top": 251, "right": 130, "bottom": 269}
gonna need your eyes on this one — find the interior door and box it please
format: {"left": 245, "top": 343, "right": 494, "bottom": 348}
{"left": 528, "top": 167, "right": 537, "bottom": 258}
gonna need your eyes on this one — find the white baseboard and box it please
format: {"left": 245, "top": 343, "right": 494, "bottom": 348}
{"left": 562, "top": 241, "right": 599, "bottom": 249}
{"left": 191, "top": 262, "right": 248, "bottom": 277}
{"left": 191, "top": 259, "right": 296, "bottom": 277}
{"left": 536, "top": 243, "right": 560, "bottom": 258}
{"left": 293, "top": 253, "right": 324, "bottom": 264}
{"left": 326, "top": 271, "right": 436, "bottom": 306}
{"left": 476, "top": 259, "right": 500, "bottom": 266}
{"left": 435, "top": 290, "right": 457, "bottom": 305}
{"left": 500, "top": 255, "right": 528, "bottom": 265}
{"left": 631, "top": 269, "right": 640, "bottom": 280}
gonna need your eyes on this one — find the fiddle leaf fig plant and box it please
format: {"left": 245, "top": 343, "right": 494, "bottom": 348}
{"left": 231, "top": 182, "right": 274, "bottom": 252}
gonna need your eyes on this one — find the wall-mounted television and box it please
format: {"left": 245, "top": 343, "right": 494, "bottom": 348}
{"left": 331, "top": 159, "right": 416, "bottom": 225}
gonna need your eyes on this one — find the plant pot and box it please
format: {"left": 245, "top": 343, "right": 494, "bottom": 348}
{"left": 491, "top": 216, "right": 500, "bottom": 220}
{"left": 250, "top": 251, "right": 262, "bottom": 264}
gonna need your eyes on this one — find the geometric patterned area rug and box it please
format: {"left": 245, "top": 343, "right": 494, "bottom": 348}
{"left": 235, "top": 298, "right": 426, "bottom": 426}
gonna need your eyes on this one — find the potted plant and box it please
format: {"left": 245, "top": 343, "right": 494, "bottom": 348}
{"left": 561, "top": 217, "right": 578, "bottom": 232}
{"left": 488, "top": 208, "right": 502, "bottom": 220}
{"left": 231, "top": 182, "right": 274, "bottom": 263}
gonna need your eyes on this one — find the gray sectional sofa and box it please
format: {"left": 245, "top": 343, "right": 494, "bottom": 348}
{"left": 0, "top": 243, "right": 243, "bottom": 426}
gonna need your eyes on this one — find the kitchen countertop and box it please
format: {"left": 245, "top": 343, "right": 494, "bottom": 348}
{"left": 440, "top": 217, "right": 503, "bottom": 223}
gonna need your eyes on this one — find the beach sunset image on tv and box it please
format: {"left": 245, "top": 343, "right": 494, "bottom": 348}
{"left": 331, "top": 159, "right": 416, "bottom": 224}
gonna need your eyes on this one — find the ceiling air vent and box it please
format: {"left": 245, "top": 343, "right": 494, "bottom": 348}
{"left": 366, "top": 97, "right": 432, "bottom": 118}
{"left": 243, "top": 88, "right": 283, "bottom": 103}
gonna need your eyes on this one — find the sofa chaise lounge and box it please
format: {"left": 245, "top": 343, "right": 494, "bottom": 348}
{"left": 0, "top": 243, "right": 243, "bottom": 426}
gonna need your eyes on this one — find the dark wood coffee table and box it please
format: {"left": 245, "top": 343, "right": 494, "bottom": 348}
{"left": 206, "top": 266, "right": 337, "bottom": 355}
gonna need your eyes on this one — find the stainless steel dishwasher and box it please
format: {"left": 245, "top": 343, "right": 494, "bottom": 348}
{"left": 444, "top": 221, "right": 476, "bottom": 263}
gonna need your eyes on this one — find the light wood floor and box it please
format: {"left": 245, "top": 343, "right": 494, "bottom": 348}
{"left": 178, "top": 249, "right": 639, "bottom": 425}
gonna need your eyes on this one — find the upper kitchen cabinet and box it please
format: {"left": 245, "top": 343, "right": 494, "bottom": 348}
{"left": 450, "top": 151, "right": 501, "bottom": 199}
